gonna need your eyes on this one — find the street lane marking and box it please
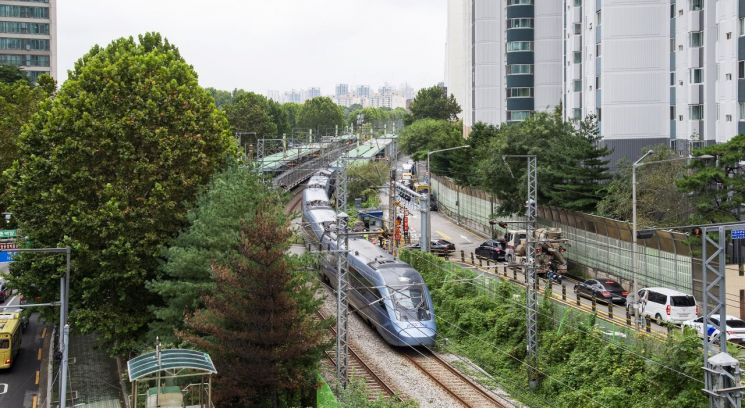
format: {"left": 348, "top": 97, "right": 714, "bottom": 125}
{"left": 37, "top": 348, "right": 41, "bottom": 361}
{"left": 35, "top": 370, "right": 39, "bottom": 385}
{"left": 435, "top": 230, "right": 452, "bottom": 241}
{"left": 32, "top": 395, "right": 37, "bottom": 408}
{"left": 460, "top": 234, "right": 472, "bottom": 244}
{"left": 41, "top": 327, "right": 46, "bottom": 339}
{"left": 0, "top": 383, "right": 7, "bottom": 394}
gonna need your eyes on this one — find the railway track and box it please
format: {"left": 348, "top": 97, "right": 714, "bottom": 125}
{"left": 317, "top": 310, "right": 401, "bottom": 401}
{"left": 402, "top": 349, "right": 507, "bottom": 408}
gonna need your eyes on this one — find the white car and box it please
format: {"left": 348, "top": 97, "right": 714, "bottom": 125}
{"left": 682, "top": 314, "right": 745, "bottom": 345}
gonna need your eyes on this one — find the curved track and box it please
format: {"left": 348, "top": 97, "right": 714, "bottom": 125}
{"left": 402, "top": 349, "right": 508, "bottom": 408}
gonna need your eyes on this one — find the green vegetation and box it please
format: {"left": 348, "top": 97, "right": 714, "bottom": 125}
{"left": 347, "top": 161, "right": 389, "bottom": 208}
{"left": 222, "top": 91, "right": 278, "bottom": 137}
{"left": 5, "top": 33, "right": 236, "bottom": 355}
{"left": 401, "top": 250, "right": 707, "bottom": 408}
{"left": 407, "top": 85, "right": 461, "bottom": 123}
{"left": 338, "top": 379, "right": 418, "bottom": 408}
{"left": 298, "top": 96, "right": 345, "bottom": 134}
{"left": 0, "top": 64, "right": 28, "bottom": 84}
{"left": 179, "top": 200, "right": 329, "bottom": 407}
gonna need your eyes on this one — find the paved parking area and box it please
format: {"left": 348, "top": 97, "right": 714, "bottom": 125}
{"left": 67, "top": 333, "right": 123, "bottom": 407}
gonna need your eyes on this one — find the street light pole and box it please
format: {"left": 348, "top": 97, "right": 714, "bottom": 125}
{"left": 425, "top": 145, "right": 470, "bottom": 246}
{"left": 631, "top": 150, "right": 655, "bottom": 328}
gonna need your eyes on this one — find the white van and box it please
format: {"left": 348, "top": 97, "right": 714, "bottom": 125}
{"left": 629, "top": 287, "right": 698, "bottom": 324}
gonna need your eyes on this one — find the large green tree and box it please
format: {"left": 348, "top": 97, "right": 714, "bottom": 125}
{"left": 678, "top": 134, "right": 745, "bottom": 223}
{"left": 222, "top": 91, "right": 278, "bottom": 137}
{"left": 148, "top": 164, "right": 275, "bottom": 342}
{"left": 267, "top": 98, "right": 290, "bottom": 136}
{"left": 6, "top": 33, "right": 236, "bottom": 354}
{"left": 284, "top": 102, "right": 301, "bottom": 134}
{"left": 407, "top": 85, "right": 461, "bottom": 123}
{"left": 598, "top": 145, "right": 693, "bottom": 226}
{"left": 205, "top": 87, "right": 233, "bottom": 108}
{"left": 0, "top": 78, "right": 51, "bottom": 218}
{"left": 179, "top": 204, "right": 328, "bottom": 407}
{"left": 297, "top": 96, "right": 344, "bottom": 134}
{"left": 399, "top": 118, "right": 470, "bottom": 184}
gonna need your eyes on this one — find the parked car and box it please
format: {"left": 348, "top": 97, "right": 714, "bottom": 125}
{"left": 0, "top": 280, "right": 6, "bottom": 303}
{"left": 627, "top": 287, "right": 698, "bottom": 324}
{"left": 573, "top": 279, "right": 629, "bottom": 305}
{"left": 682, "top": 314, "right": 745, "bottom": 345}
{"left": 408, "top": 239, "right": 455, "bottom": 256}
{"left": 474, "top": 240, "right": 506, "bottom": 261}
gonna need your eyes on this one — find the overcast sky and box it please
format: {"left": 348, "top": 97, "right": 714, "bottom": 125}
{"left": 58, "top": 0, "right": 446, "bottom": 94}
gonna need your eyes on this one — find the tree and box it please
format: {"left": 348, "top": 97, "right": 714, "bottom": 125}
{"left": 678, "top": 134, "right": 745, "bottom": 224}
{"left": 347, "top": 161, "right": 389, "bottom": 207}
{"left": 179, "top": 204, "right": 328, "bottom": 407}
{"left": 5, "top": 33, "right": 236, "bottom": 355}
{"left": 284, "top": 102, "right": 301, "bottom": 134}
{"left": 222, "top": 91, "right": 278, "bottom": 137}
{"left": 399, "top": 118, "right": 471, "bottom": 184}
{"left": 297, "top": 96, "right": 344, "bottom": 134}
{"left": 0, "top": 78, "right": 52, "bottom": 219}
{"left": 267, "top": 98, "right": 290, "bottom": 136}
{"left": 598, "top": 146, "right": 693, "bottom": 226}
{"left": 0, "top": 64, "right": 27, "bottom": 84}
{"left": 407, "top": 85, "right": 461, "bottom": 123}
{"left": 205, "top": 87, "right": 233, "bottom": 108}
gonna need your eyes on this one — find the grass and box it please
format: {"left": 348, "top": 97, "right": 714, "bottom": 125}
{"left": 317, "top": 376, "right": 339, "bottom": 408}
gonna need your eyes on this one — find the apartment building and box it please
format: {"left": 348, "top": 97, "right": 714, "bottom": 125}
{"left": 447, "top": 0, "right": 745, "bottom": 163}
{"left": 0, "top": 0, "right": 56, "bottom": 82}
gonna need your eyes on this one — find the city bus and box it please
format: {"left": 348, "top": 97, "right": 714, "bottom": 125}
{"left": 0, "top": 312, "right": 22, "bottom": 369}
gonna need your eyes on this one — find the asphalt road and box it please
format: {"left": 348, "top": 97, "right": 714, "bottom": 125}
{"left": 0, "top": 294, "right": 46, "bottom": 408}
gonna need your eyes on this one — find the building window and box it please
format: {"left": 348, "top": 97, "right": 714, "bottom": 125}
{"left": 573, "top": 80, "right": 581, "bottom": 92}
{"left": 739, "top": 61, "right": 745, "bottom": 79}
{"left": 596, "top": 108, "right": 601, "bottom": 121}
{"left": 507, "top": 0, "right": 533, "bottom": 5}
{"left": 507, "top": 18, "right": 534, "bottom": 29}
{"left": 690, "top": 31, "right": 703, "bottom": 47}
{"left": 740, "top": 18, "right": 745, "bottom": 36}
{"left": 670, "top": 106, "right": 676, "bottom": 119}
{"left": 507, "top": 111, "right": 532, "bottom": 121}
{"left": 573, "top": 52, "right": 581, "bottom": 63}
{"left": 507, "top": 41, "right": 534, "bottom": 52}
{"left": 574, "top": 0, "right": 581, "bottom": 6}
{"left": 727, "top": 73, "right": 733, "bottom": 80}
{"left": 727, "top": 32, "right": 732, "bottom": 39}
{"left": 670, "top": 72, "right": 675, "bottom": 86}
{"left": 690, "top": 0, "right": 702, "bottom": 10}
{"left": 507, "top": 64, "right": 533, "bottom": 74}
{"left": 740, "top": 102, "right": 745, "bottom": 121}
{"left": 0, "top": 21, "right": 49, "bottom": 34}
{"left": 572, "top": 108, "right": 581, "bottom": 120}
{"left": 0, "top": 5, "right": 49, "bottom": 19}
{"left": 596, "top": 43, "right": 601, "bottom": 56}
{"left": 574, "top": 24, "right": 581, "bottom": 35}
{"left": 726, "top": 114, "right": 733, "bottom": 122}
{"left": 507, "top": 87, "right": 534, "bottom": 98}
{"left": 596, "top": 10, "right": 601, "bottom": 25}
{"left": 596, "top": 76, "right": 601, "bottom": 89}
{"left": 671, "top": 4, "right": 676, "bottom": 18}
{"left": 690, "top": 68, "right": 703, "bottom": 84}
{"left": 689, "top": 104, "right": 704, "bottom": 120}
{"left": 670, "top": 38, "right": 675, "bottom": 51}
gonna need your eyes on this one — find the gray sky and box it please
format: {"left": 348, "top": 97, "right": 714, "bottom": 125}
{"left": 58, "top": 0, "right": 446, "bottom": 94}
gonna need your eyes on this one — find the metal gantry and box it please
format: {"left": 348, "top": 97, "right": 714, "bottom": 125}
{"left": 524, "top": 155, "right": 539, "bottom": 390}
{"left": 701, "top": 225, "right": 743, "bottom": 407}
{"left": 335, "top": 156, "right": 350, "bottom": 390}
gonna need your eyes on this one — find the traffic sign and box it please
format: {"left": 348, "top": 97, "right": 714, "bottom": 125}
{"left": 0, "top": 230, "right": 15, "bottom": 239}
{"left": 732, "top": 230, "right": 745, "bottom": 240}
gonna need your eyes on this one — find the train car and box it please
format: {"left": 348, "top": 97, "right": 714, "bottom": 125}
{"left": 302, "top": 188, "right": 331, "bottom": 213}
{"left": 304, "top": 207, "right": 339, "bottom": 241}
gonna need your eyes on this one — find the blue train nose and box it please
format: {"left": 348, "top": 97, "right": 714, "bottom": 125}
{"left": 398, "top": 327, "right": 435, "bottom": 340}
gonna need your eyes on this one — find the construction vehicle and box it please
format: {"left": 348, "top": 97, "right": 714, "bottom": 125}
{"left": 506, "top": 228, "right": 568, "bottom": 278}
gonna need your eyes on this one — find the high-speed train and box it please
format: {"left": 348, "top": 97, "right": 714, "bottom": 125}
{"left": 302, "top": 167, "right": 437, "bottom": 347}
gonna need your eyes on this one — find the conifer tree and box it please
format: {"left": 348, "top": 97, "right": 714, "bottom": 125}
{"left": 179, "top": 204, "right": 328, "bottom": 407}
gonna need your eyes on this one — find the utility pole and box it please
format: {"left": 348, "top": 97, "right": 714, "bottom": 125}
{"left": 335, "top": 156, "right": 349, "bottom": 390}
{"left": 389, "top": 167, "right": 396, "bottom": 255}
{"left": 525, "top": 155, "right": 539, "bottom": 390}
{"left": 702, "top": 224, "right": 744, "bottom": 407}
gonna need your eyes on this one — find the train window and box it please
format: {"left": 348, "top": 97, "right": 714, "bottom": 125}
{"left": 0, "top": 339, "right": 8, "bottom": 349}
{"left": 391, "top": 286, "right": 431, "bottom": 321}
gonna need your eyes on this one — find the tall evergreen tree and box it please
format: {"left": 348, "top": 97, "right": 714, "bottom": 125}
{"left": 179, "top": 204, "right": 329, "bottom": 407}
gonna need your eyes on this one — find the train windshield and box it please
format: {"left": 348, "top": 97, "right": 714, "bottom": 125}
{"left": 390, "top": 285, "right": 431, "bottom": 321}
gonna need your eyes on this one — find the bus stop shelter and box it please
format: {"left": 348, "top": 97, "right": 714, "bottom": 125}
{"left": 127, "top": 348, "right": 217, "bottom": 408}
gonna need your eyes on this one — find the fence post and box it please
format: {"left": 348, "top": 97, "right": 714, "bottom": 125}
{"left": 461, "top": 250, "right": 465, "bottom": 263}
{"left": 576, "top": 291, "right": 581, "bottom": 306}
{"left": 503, "top": 265, "right": 508, "bottom": 277}
{"left": 513, "top": 267, "right": 517, "bottom": 280}
{"left": 591, "top": 295, "right": 597, "bottom": 312}
{"left": 626, "top": 308, "right": 632, "bottom": 326}
{"left": 608, "top": 302, "right": 613, "bottom": 319}
{"left": 645, "top": 317, "right": 652, "bottom": 333}
{"left": 561, "top": 284, "right": 566, "bottom": 301}
{"left": 470, "top": 252, "right": 475, "bottom": 265}
{"left": 547, "top": 279, "right": 552, "bottom": 297}
{"left": 478, "top": 257, "right": 483, "bottom": 267}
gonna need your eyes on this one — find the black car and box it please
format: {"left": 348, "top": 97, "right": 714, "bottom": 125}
{"left": 574, "top": 279, "right": 629, "bottom": 305}
{"left": 408, "top": 239, "right": 455, "bottom": 256}
{"left": 474, "top": 240, "right": 506, "bottom": 261}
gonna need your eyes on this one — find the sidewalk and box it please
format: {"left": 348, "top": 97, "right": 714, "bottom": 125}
{"left": 64, "top": 333, "right": 124, "bottom": 407}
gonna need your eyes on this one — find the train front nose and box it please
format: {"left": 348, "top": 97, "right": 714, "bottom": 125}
{"left": 397, "top": 326, "right": 436, "bottom": 346}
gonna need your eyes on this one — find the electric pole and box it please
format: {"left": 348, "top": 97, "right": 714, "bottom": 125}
{"left": 335, "top": 156, "right": 349, "bottom": 390}
{"left": 525, "top": 155, "right": 539, "bottom": 389}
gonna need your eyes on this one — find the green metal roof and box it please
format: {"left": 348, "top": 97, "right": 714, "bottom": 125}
{"left": 127, "top": 349, "right": 217, "bottom": 382}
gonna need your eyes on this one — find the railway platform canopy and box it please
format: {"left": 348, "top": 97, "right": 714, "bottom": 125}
{"left": 127, "top": 348, "right": 217, "bottom": 408}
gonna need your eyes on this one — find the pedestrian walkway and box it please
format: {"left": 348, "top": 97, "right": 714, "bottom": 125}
{"left": 66, "top": 333, "right": 123, "bottom": 407}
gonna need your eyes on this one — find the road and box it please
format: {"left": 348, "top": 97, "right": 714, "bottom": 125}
{"left": 0, "top": 294, "right": 47, "bottom": 408}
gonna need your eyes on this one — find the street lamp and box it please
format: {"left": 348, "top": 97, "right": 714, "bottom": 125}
{"left": 1, "top": 212, "right": 10, "bottom": 225}
{"left": 631, "top": 151, "right": 713, "bottom": 328}
{"left": 425, "top": 145, "right": 470, "bottom": 246}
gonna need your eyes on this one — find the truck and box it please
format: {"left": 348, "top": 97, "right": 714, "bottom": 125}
{"left": 504, "top": 227, "right": 568, "bottom": 278}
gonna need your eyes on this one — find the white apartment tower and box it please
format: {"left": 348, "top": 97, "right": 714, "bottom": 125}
{"left": 0, "top": 0, "right": 56, "bottom": 82}
{"left": 446, "top": 0, "right": 563, "bottom": 132}
{"left": 447, "top": 0, "right": 745, "bottom": 164}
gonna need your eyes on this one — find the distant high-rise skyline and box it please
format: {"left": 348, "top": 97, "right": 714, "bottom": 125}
{"left": 0, "top": 0, "right": 57, "bottom": 82}
{"left": 265, "top": 81, "right": 417, "bottom": 108}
